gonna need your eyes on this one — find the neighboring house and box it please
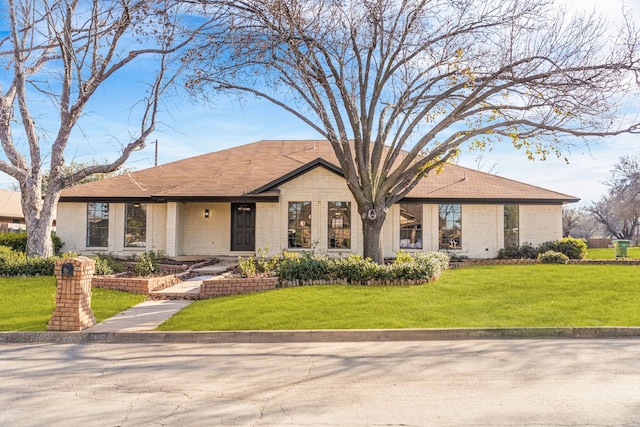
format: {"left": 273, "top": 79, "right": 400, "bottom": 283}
{"left": 57, "top": 140, "right": 579, "bottom": 259}
{"left": 0, "top": 190, "right": 26, "bottom": 233}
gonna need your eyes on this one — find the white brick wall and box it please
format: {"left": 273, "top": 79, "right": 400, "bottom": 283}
{"left": 57, "top": 173, "right": 564, "bottom": 259}
{"left": 519, "top": 204, "right": 562, "bottom": 246}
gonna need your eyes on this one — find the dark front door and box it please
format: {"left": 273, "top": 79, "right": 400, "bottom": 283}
{"left": 231, "top": 203, "right": 255, "bottom": 251}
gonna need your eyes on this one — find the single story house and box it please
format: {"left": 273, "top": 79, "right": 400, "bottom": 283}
{"left": 57, "top": 140, "right": 579, "bottom": 259}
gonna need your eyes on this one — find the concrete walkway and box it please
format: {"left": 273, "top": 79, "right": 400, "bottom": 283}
{"left": 87, "top": 258, "right": 238, "bottom": 333}
{"left": 86, "top": 300, "right": 193, "bottom": 332}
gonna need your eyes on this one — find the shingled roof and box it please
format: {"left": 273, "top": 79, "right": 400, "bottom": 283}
{"left": 59, "top": 140, "right": 579, "bottom": 204}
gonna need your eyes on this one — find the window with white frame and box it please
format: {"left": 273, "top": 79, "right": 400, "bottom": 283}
{"left": 288, "top": 202, "right": 312, "bottom": 248}
{"left": 439, "top": 204, "right": 461, "bottom": 250}
{"left": 124, "top": 203, "right": 146, "bottom": 248}
{"left": 400, "top": 203, "right": 423, "bottom": 249}
{"left": 87, "top": 202, "right": 109, "bottom": 247}
{"left": 328, "top": 202, "right": 351, "bottom": 249}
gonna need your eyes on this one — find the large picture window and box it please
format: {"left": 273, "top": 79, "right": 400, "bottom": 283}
{"left": 125, "top": 203, "right": 147, "bottom": 248}
{"left": 328, "top": 202, "right": 351, "bottom": 249}
{"left": 87, "top": 202, "right": 109, "bottom": 247}
{"left": 400, "top": 203, "right": 423, "bottom": 249}
{"left": 288, "top": 202, "right": 312, "bottom": 248}
{"left": 504, "top": 204, "right": 519, "bottom": 248}
{"left": 439, "top": 204, "right": 461, "bottom": 250}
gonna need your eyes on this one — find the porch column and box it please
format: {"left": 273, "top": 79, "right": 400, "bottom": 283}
{"left": 165, "top": 202, "right": 179, "bottom": 257}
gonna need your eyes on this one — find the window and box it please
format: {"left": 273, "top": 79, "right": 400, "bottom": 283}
{"left": 400, "top": 203, "right": 423, "bottom": 249}
{"left": 328, "top": 202, "right": 351, "bottom": 249}
{"left": 504, "top": 204, "right": 519, "bottom": 248}
{"left": 439, "top": 204, "right": 461, "bottom": 250}
{"left": 87, "top": 202, "right": 109, "bottom": 247}
{"left": 125, "top": 203, "right": 147, "bottom": 248}
{"left": 288, "top": 202, "right": 312, "bottom": 248}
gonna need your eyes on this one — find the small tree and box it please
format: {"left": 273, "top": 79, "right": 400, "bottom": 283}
{"left": 188, "top": 0, "right": 640, "bottom": 263}
{"left": 0, "top": 0, "right": 211, "bottom": 257}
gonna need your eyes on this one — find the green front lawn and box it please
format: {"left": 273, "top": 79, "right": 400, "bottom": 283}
{"left": 158, "top": 264, "right": 640, "bottom": 330}
{"left": 586, "top": 246, "right": 640, "bottom": 260}
{"left": 0, "top": 277, "right": 146, "bottom": 331}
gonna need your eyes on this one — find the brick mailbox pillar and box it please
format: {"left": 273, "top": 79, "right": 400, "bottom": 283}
{"left": 47, "top": 257, "right": 96, "bottom": 331}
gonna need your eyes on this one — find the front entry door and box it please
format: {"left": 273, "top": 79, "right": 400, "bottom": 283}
{"left": 231, "top": 203, "right": 255, "bottom": 251}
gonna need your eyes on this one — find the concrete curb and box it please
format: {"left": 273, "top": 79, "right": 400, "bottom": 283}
{"left": 2, "top": 327, "right": 640, "bottom": 344}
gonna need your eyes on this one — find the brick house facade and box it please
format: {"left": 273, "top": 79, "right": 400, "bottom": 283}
{"left": 57, "top": 140, "right": 578, "bottom": 259}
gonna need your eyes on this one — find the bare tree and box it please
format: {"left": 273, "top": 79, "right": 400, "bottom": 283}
{"left": 188, "top": 0, "right": 639, "bottom": 263}
{"left": 589, "top": 154, "right": 640, "bottom": 240}
{"left": 0, "top": 0, "right": 210, "bottom": 257}
{"left": 563, "top": 206, "right": 602, "bottom": 239}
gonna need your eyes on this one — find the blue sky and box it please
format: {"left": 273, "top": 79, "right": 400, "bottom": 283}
{"left": 1, "top": 0, "right": 639, "bottom": 207}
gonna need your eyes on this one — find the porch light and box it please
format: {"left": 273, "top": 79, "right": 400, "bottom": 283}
{"left": 204, "top": 209, "right": 210, "bottom": 218}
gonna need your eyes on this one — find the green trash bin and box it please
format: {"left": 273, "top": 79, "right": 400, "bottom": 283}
{"left": 612, "top": 239, "right": 631, "bottom": 258}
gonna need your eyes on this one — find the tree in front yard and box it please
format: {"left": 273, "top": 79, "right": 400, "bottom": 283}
{"left": 187, "top": 0, "right": 640, "bottom": 263}
{"left": 0, "top": 0, "right": 211, "bottom": 257}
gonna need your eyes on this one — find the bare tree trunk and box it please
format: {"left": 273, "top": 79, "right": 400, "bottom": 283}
{"left": 360, "top": 206, "right": 387, "bottom": 264}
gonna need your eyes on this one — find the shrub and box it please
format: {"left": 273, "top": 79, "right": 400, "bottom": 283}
{"left": 0, "top": 232, "right": 63, "bottom": 254}
{"left": 497, "top": 243, "right": 538, "bottom": 259}
{"left": 538, "top": 237, "right": 587, "bottom": 260}
{"left": 278, "top": 253, "right": 331, "bottom": 282}
{"left": 237, "top": 256, "right": 257, "bottom": 277}
{"left": 0, "top": 246, "right": 58, "bottom": 276}
{"left": 538, "top": 250, "right": 569, "bottom": 264}
{"left": 88, "top": 254, "right": 125, "bottom": 276}
{"left": 133, "top": 250, "right": 163, "bottom": 277}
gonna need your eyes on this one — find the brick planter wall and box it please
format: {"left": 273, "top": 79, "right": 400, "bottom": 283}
{"left": 200, "top": 277, "right": 279, "bottom": 299}
{"left": 92, "top": 274, "right": 179, "bottom": 294}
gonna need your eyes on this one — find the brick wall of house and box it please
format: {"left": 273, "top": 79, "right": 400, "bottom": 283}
{"left": 520, "top": 205, "right": 562, "bottom": 246}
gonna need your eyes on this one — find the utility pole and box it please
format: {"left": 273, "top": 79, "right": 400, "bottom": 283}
{"left": 154, "top": 139, "right": 158, "bottom": 167}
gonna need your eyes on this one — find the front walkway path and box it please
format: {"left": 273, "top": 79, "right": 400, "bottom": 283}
{"left": 87, "top": 258, "right": 239, "bottom": 332}
{"left": 86, "top": 300, "right": 193, "bottom": 332}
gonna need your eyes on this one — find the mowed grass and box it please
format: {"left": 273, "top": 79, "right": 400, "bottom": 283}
{"left": 158, "top": 264, "right": 640, "bottom": 330}
{"left": 0, "top": 277, "right": 146, "bottom": 331}
{"left": 586, "top": 246, "right": 640, "bottom": 260}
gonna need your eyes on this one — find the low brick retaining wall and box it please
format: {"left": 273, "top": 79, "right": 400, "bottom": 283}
{"left": 92, "top": 274, "right": 179, "bottom": 294}
{"left": 449, "top": 258, "right": 640, "bottom": 269}
{"left": 199, "top": 275, "right": 440, "bottom": 299}
{"left": 200, "top": 277, "right": 280, "bottom": 299}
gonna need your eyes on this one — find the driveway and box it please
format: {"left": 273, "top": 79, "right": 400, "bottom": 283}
{"left": 1, "top": 339, "right": 639, "bottom": 426}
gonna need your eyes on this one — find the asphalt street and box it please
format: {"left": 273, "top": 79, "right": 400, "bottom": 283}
{"left": 1, "top": 339, "right": 640, "bottom": 426}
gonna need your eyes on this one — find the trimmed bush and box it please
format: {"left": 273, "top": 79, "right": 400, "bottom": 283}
{"left": 538, "top": 250, "right": 569, "bottom": 264}
{"left": 538, "top": 237, "right": 587, "bottom": 260}
{"left": 497, "top": 243, "right": 538, "bottom": 259}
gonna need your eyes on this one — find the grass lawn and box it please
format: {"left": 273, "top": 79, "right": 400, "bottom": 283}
{"left": 158, "top": 264, "right": 640, "bottom": 330}
{"left": 0, "top": 277, "right": 146, "bottom": 331}
{"left": 586, "top": 246, "right": 640, "bottom": 260}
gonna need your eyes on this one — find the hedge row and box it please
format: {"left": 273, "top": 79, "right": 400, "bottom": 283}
{"left": 0, "top": 246, "right": 58, "bottom": 276}
{"left": 238, "top": 251, "right": 451, "bottom": 283}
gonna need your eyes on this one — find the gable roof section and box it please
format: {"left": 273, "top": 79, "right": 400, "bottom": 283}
{"left": 59, "top": 140, "right": 579, "bottom": 204}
